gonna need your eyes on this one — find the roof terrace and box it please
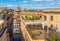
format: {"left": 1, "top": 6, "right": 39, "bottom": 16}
{"left": 21, "top": 15, "right": 40, "bottom": 20}
{"left": 20, "top": 15, "right": 46, "bottom": 25}
{"left": 26, "top": 24, "right": 46, "bottom": 39}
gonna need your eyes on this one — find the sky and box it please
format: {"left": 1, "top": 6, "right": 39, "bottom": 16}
{"left": 0, "top": 0, "right": 60, "bottom": 10}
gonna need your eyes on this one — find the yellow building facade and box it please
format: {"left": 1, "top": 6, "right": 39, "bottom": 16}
{"left": 36, "top": 11, "right": 57, "bottom": 28}
{"left": 20, "top": 9, "right": 60, "bottom": 41}
{"left": 20, "top": 17, "right": 46, "bottom": 41}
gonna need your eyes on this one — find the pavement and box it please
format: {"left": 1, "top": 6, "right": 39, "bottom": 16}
{"left": 13, "top": 34, "right": 21, "bottom": 41}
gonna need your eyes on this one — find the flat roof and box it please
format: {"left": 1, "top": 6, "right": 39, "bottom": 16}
{"left": 19, "top": 8, "right": 60, "bottom": 14}
{"left": 26, "top": 24, "right": 46, "bottom": 39}
{"left": 42, "top": 8, "right": 60, "bottom": 13}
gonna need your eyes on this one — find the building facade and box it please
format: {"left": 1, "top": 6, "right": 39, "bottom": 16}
{"left": 18, "top": 8, "right": 60, "bottom": 41}
{"left": 20, "top": 15, "right": 46, "bottom": 41}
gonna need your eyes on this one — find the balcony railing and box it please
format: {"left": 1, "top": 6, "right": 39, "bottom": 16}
{"left": 21, "top": 15, "right": 42, "bottom": 20}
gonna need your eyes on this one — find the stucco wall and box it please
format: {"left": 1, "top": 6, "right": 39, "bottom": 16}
{"left": 57, "top": 14, "right": 60, "bottom": 32}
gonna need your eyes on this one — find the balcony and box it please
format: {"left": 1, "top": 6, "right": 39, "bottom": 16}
{"left": 20, "top": 15, "right": 45, "bottom": 25}
{"left": 21, "top": 15, "right": 43, "bottom": 22}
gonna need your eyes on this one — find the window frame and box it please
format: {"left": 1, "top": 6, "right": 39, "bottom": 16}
{"left": 51, "top": 16, "right": 53, "bottom": 21}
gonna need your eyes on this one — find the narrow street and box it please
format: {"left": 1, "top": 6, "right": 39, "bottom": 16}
{"left": 6, "top": 13, "right": 24, "bottom": 41}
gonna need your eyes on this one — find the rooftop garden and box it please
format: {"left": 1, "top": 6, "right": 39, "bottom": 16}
{"left": 26, "top": 24, "right": 45, "bottom": 39}
{"left": 26, "top": 24, "right": 60, "bottom": 40}
{"left": 21, "top": 15, "right": 40, "bottom": 21}
{"left": 26, "top": 24, "right": 43, "bottom": 30}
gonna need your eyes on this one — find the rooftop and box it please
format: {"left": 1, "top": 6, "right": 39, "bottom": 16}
{"left": 20, "top": 11, "right": 35, "bottom": 15}
{"left": 21, "top": 15, "right": 43, "bottom": 21}
{"left": 20, "top": 15, "right": 45, "bottom": 25}
{"left": 26, "top": 24, "right": 46, "bottom": 39}
{"left": 42, "top": 8, "right": 60, "bottom": 13}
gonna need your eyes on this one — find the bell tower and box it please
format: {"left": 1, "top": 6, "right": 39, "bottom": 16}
{"left": 15, "top": 5, "right": 20, "bottom": 14}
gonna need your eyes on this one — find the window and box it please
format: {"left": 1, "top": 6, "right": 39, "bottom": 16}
{"left": 44, "top": 16, "right": 47, "bottom": 20}
{"left": 50, "top": 25, "right": 54, "bottom": 30}
{"left": 51, "top": 25, "right": 53, "bottom": 27}
{"left": 40, "top": 32, "right": 42, "bottom": 34}
{"left": 51, "top": 16, "right": 53, "bottom": 21}
{"left": 25, "top": 16, "right": 27, "bottom": 18}
{"left": 39, "top": 24, "right": 43, "bottom": 29}
{"left": 39, "top": 24, "right": 42, "bottom": 27}
{"left": 40, "top": 15, "right": 42, "bottom": 18}
{"left": 44, "top": 26, "right": 47, "bottom": 32}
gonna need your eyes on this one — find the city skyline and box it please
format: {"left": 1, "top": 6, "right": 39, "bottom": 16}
{"left": 0, "top": 0, "right": 60, "bottom": 10}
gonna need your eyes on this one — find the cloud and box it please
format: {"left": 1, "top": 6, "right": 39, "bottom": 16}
{"left": 23, "top": 4, "right": 33, "bottom": 7}
{"left": 57, "top": 2, "right": 60, "bottom": 5}
{"left": 23, "top": 4, "right": 27, "bottom": 6}
{"left": 7, "top": 5, "right": 13, "bottom": 7}
{"left": 33, "top": 0, "right": 54, "bottom": 2}
{"left": 23, "top": 1, "right": 28, "bottom": 3}
{"left": 46, "top": 0, "right": 53, "bottom": 2}
{"left": 55, "top": 0, "right": 60, "bottom": 5}
{"left": 23, "top": 4, "right": 43, "bottom": 9}
{"left": 35, "top": 4, "right": 42, "bottom": 7}
{"left": 6, "top": 5, "right": 15, "bottom": 7}
{"left": 28, "top": 4, "right": 33, "bottom": 6}
{"left": 50, "top": 2, "right": 55, "bottom": 5}
{"left": 27, "top": 4, "right": 43, "bottom": 9}
{"left": 33, "top": 0, "right": 44, "bottom": 1}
